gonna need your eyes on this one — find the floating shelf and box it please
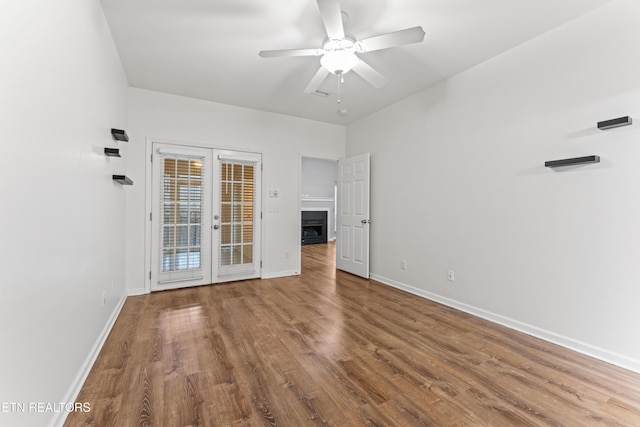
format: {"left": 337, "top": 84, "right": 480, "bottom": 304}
{"left": 104, "top": 147, "right": 121, "bottom": 157}
{"left": 112, "top": 174, "right": 133, "bottom": 185}
{"left": 545, "top": 155, "right": 600, "bottom": 168}
{"left": 597, "top": 116, "right": 632, "bottom": 130}
{"left": 111, "top": 128, "right": 129, "bottom": 142}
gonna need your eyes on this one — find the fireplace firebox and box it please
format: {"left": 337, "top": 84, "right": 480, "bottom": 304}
{"left": 301, "top": 211, "right": 327, "bottom": 245}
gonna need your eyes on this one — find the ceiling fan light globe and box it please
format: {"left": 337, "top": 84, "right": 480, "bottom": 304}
{"left": 321, "top": 50, "right": 358, "bottom": 74}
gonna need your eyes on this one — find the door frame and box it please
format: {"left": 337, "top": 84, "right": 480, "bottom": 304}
{"left": 297, "top": 153, "right": 340, "bottom": 274}
{"left": 143, "top": 137, "right": 264, "bottom": 294}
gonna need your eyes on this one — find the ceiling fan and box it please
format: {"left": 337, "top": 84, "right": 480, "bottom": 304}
{"left": 258, "top": 0, "right": 425, "bottom": 94}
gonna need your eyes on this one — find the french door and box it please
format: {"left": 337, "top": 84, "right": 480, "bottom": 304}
{"left": 151, "top": 143, "right": 261, "bottom": 291}
{"left": 213, "top": 149, "right": 262, "bottom": 281}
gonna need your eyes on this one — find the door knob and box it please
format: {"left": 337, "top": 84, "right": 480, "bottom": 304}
{"left": 361, "top": 219, "right": 371, "bottom": 224}
{"left": 213, "top": 224, "right": 220, "bottom": 230}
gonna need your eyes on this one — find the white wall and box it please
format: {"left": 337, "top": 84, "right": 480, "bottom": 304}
{"left": 125, "top": 88, "right": 345, "bottom": 292}
{"left": 0, "top": 1, "right": 129, "bottom": 426}
{"left": 301, "top": 157, "right": 338, "bottom": 199}
{"left": 347, "top": 0, "right": 640, "bottom": 372}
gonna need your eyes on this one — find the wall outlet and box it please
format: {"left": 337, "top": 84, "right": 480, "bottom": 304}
{"left": 447, "top": 270, "right": 455, "bottom": 282}
{"left": 284, "top": 250, "right": 289, "bottom": 260}
{"left": 401, "top": 260, "right": 407, "bottom": 270}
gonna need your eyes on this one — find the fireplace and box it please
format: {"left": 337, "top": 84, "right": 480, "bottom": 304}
{"left": 301, "top": 210, "right": 328, "bottom": 245}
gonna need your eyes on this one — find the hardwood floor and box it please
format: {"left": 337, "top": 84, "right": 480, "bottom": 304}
{"left": 65, "top": 242, "right": 640, "bottom": 426}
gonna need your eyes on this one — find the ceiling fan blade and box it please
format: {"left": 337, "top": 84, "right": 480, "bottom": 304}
{"left": 316, "top": 0, "right": 345, "bottom": 39}
{"left": 304, "top": 66, "right": 331, "bottom": 94}
{"left": 352, "top": 59, "right": 388, "bottom": 88}
{"left": 355, "top": 26, "right": 425, "bottom": 53}
{"left": 259, "top": 48, "right": 323, "bottom": 58}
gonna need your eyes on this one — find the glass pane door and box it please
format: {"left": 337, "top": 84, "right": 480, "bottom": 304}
{"left": 214, "top": 150, "right": 261, "bottom": 280}
{"left": 151, "top": 144, "right": 212, "bottom": 290}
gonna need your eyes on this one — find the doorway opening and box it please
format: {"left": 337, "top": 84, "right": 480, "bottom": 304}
{"left": 299, "top": 156, "right": 338, "bottom": 272}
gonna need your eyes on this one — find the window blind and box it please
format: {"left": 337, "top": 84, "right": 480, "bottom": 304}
{"left": 219, "top": 159, "right": 256, "bottom": 271}
{"left": 160, "top": 155, "right": 204, "bottom": 272}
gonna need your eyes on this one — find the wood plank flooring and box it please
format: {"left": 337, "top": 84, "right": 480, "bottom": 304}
{"left": 65, "top": 242, "right": 640, "bottom": 426}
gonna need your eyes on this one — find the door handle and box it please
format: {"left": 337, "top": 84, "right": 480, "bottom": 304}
{"left": 361, "top": 219, "right": 371, "bottom": 224}
{"left": 213, "top": 224, "right": 220, "bottom": 230}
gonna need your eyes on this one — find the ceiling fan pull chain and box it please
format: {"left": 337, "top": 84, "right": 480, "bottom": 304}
{"left": 337, "top": 73, "right": 343, "bottom": 104}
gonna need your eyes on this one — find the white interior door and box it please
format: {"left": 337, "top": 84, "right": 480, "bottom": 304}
{"left": 151, "top": 144, "right": 262, "bottom": 291}
{"left": 151, "top": 144, "right": 213, "bottom": 291}
{"left": 336, "top": 153, "right": 370, "bottom": 278}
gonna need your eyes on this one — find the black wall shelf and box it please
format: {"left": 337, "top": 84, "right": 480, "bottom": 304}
{"left": 597, "top": 116, "right": 632, "bottom": 130}
{"left": 113, "top": 175, "right": 133, "bottom": 185}
{"left": 104, "top": 147, "right": 121, "bottom": 157}
{"left": 111, "top": 128, "right": 129, "bottom": 142}
{"left": 545, "top": 155, "right": 600, "bottom": 168}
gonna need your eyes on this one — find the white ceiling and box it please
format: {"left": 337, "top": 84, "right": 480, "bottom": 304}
{"left": 100, "top": 0, "right": 612, "bottom": 125}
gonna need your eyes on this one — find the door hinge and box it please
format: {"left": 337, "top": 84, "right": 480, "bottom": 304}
{"left": 260, "top": 212, "right": 263, "bottom": 220}
{"left": 149, "top": 271, "right": 152, "bottom": 280}
{"left": 260, "top": 260, "right": 262, "bottom": 268}
{"left": 150, "top": 212, "right": 152, "bottom": 221}
{"left": 150, "top": 153, "right": 153, "bottom": 163}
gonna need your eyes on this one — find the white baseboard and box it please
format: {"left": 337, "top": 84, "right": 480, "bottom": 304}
{"left": 48, "top": 295, "right": 127, "bottom": 427}
{"left": 370, "top": 273, "right": 640, "bottom": 375}
{"left": 127, "top": 271, "right": 302, "bottom": 292}
{"left": 262, "top": 270, "right": 299, "bottom": 279}
{"left": 127, "top": 287, "right": 147, "bottom": 296}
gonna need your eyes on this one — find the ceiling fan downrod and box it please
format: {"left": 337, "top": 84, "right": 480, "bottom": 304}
{"left": 337, "top": 73, "right": 343, "bottom": 104}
